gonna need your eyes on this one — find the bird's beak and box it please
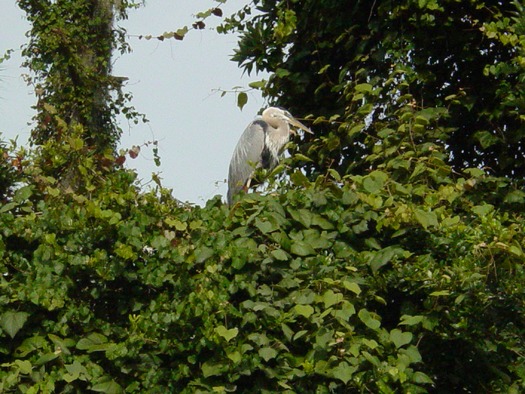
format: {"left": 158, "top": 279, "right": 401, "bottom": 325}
{"left": 287, "top": 116, "right": 313, "bottom": 135}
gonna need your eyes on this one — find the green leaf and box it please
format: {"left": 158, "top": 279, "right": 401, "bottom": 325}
{"left": 294, "top": 304, "right": 314, "bottom": 318}
{"left": 0, "top": 201, "right": 17, "bottom": 213}
{"left": 290, "top": 170, "right": 311, "bottom": 186}
{"left": 271, "top": 249, "right": 289, "bottom": 261}
{"left": 290, "top": 240, "right": 316, "bottom": 256}
{"left": 355, "top": 83, "right": 373, "bottom": 93}
{"left": 202, "top": 361, "right": 226, "bottom": 378}
{"left": 14, "top": 185, "right": 33, "bottom": 202}
{"left": 214, "top": 325, "right": 239, "bottom": 342}
{"left": 288, "top": 208, "right": 313, "bottom": 228}
{"left": 237, "top": 91, "right": 248, "bottom": 110}
{"left": 358, "top": 309, "right": 381, "bottom": 331}
{"left": 227, "top": 351, "right": 242, "bottom": 364}
{"left": 474, "top": 130, "right": 499, "bottom": 149}
{"left": 332, "top": 361, "right": 357, "bottom": 384}
{"left": 294, "top": 330, "right": 308, "bottom": 340}
{"left": 76, "top": 333, "right": 111, "bottom": 352}
{"left": 294, "top": 153, "right": 313, "bottom": 162}
{"left": 323, "top": 290, "right": 343, "bottom": 308}
{"left": 248, "top": 80, "right": 266, "bottom": 89}
{"left": 368, "top": 246, "right": 402, "bottom": 272}
{"left": 34, "top": 353, "right": 59, "bottom": 366}
{"left": 15, "top": 360, "right": 32, "bottom": 375}
{"left": 390, "top": 329, "right": 413, "bottom": 348}
{"left": 281, "top": 323, "right": 294, "bottom": 341}
{"left": 399, "top": 315, "right": 424, "bottom": 326}
{"left": 471, "top": 204, "right": 494, "bottom": 217}
{"left": 165, "top": 217, "right": 187, "bottom": 231}
{"left": 362, "top": 338, "right": 379, "bottom": 349}
{"left": 255, "top": 218, "right": 277, "bottom": 234}
{"left": 343, "top": 281, "right": 361, "bottom": 295}
{"left": 412, "top": 371, "right": 434, "bottom": 384}
{"left": 63, "top": 360, "right": 88, "bottom": 383}
{"left": 195, "top": 246, "right": 214, "bottom": 263}
{"left": 15, "top": 335, "right": 47, "bottom": 357}
{"left": 275, "top": 68, "right": 291, "bottom": 77}
{"left": 333, "top": 301, "right": 356, "bottom": 321}
{"left": 362, "top": 170, "right": 388, "bottom": 193}
{"left": 414, "top": 209, "right": 438, "bottom": 229}
{"left": 401, "top": 345, "right": 423, "bottom": 364}
{"left": 91, "top": 379, "right": 124, "bottom": 394}
{"left": 0, "top": 311, "right": 29, "bottom": 338}
{"left": 430, "top": 290, "right": 450, "bottom": 297}
{"left": 259, "top": 346, "right": 278, "bottom": 362}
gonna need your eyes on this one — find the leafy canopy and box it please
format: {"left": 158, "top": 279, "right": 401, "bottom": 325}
{"left": 0, "top": 0, "right": 524, "bottom": 393}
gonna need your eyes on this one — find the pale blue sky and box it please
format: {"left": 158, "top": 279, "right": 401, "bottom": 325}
{"left": 0, "top": 0, "right": 267, "bottom": 205}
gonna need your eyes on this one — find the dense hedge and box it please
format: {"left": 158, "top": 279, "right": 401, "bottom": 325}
{"left": 1, "top": 98, "right": 524, "bottom": 392}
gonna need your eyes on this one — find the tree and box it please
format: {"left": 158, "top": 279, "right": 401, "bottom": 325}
{"left": 18, "top": 0, "right": 142, "bottom": 188}
{"left": 228, "top": 0, "right": 525, "bottom": 179}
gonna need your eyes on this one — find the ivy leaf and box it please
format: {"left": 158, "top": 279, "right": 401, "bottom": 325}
{"left": 358, "top": 309, "right": 381, "bottom": 331}
{"left": 399, "top": 315, "right": 425, "bottom": 326}
{"left": 63, "top": 360, "right": 89, "bottom": 383}
{"left": 255, "top": 218, "right": 276, "bottom": 234}
{"left": 76, "top": 333, "right": 111, "bottom": 352}
{"left": 343, "top": 281, "right": 362, "bottom": 295}
{"left": 413, "top": 371, "right": 434, "bottom": 384}
{"left": 195, "top": 246, "right": 214, "bottom": 263}
{"left": 0, "top": 311, "right": 29, "bottom": 338}
{"left": 290, "top": 241, "right": 316, "bottom": 256}
{"left": 323, "top": 290, "right": 343, "bottom": 308}
{"left": 414, "top": 209, "right": 438, "bottom": 229}
{"left": 333, "top": 301, "right": 356, "bottom": 321}
{"left": 390, "top": 329, "right": 413, "bottom": 348}
{"left": 259, "top": 346, "right": 278, "bottom": 362}
{"left": 332, "top": 361, "right": 357, "bottom": 384}
{"left": 227, "top": 351, "right": 242, "bottom": 364}
{"left": 15, "top": 360, "right": 32, "bottom": 375}
{"left": 271, "top": 249, "right": 289, "bottom": 261}
{"left": 202, "top": 362, "right": 226, "bottom": 378}
{"left": 362, "top": 170, "right": 388, "bottom": 194}
{"left": 91, "top": 379, "right": 124, "bottom": 394}
{"left": 214, "top": 325, "right": 239, "bottom": 342}
{"left": 294, "top": 304, "right": 314, "bottom": 318}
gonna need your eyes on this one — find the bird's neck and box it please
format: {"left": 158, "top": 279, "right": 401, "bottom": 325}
{"left": 266, "top": 130, "right": 289, "bottom": 156}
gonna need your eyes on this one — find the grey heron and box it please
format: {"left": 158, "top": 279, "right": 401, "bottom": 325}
{"left": 227, "top": 107, "right": 313, "bottom": 205}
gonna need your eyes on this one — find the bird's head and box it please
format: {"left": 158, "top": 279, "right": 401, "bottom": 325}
{"left": 262, "top": 107, "right": 313, "bottom": 135}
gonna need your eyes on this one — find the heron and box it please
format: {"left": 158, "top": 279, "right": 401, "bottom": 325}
{"left": 227, "top": 107, "right": 313, "bottom": 205}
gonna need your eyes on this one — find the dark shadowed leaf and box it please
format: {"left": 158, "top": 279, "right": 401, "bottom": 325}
{"left": 0, "top": 311, "right": 29, "bottom": 338}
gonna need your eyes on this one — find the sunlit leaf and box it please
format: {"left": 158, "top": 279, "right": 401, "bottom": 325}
{"left": 390, "top": 329, "right": 413, "bottom": 348}
{"left": 358, "top": 309, "right": 381, "bottom": 331}
{"left": 214, "top": 325, "right": 239, "bottom": 342}
{"left": 259, "top": 347, "right": 278, "bottom": 362}
{"left": 414, "top": 209, "right": 438, "bottom": 229}
{"left": 294, "top": 304, "right": 314, "bottom": 318}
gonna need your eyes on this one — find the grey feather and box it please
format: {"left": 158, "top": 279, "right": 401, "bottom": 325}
{"left": 227, "top": 120, "right": 267, "bottom": 205}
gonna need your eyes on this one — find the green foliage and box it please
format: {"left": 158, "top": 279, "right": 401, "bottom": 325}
{"left": 1, "top": 0, "right": 524, "bottom": 392}
{"left": 18, "top": 0, "right": 144, "bottom": 157}
{"left": 1, "top": 102, "right": 524, "bottom": 391}
{"left": 227, "top": 0, "right": 525, "bottom": 179}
